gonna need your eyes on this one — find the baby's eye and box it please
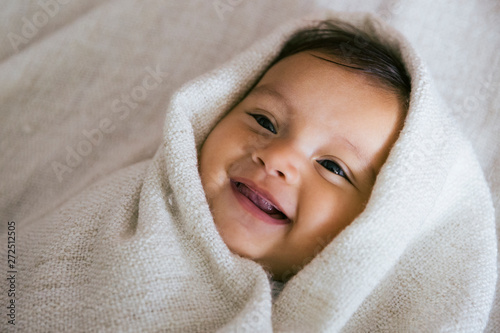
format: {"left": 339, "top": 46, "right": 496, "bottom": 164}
{"left": 317, "top": 160, "right": 349, "bottom": 180}
{"left": 250, "top": 114, "right": 277, "bottom": 134}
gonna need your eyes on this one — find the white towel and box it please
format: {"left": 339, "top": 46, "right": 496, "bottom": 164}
{"left": 6, "top": 10, "right": 496, "bottom": 332}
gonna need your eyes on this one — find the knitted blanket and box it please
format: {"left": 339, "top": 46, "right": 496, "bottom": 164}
{"left": 7, "top": 11, "right": 497, "bottom": 332}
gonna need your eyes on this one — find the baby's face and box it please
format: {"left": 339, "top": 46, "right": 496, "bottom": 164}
{"left": 199, "top": 51, "right": 403, "bottom": 281}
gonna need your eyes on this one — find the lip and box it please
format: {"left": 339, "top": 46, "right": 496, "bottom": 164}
{"left": 230, "top": 178, "right": 291, "bottom": 226}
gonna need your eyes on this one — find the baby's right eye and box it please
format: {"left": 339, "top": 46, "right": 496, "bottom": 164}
{"left": 249, "top": 114, "right": 277, "bottom": 134}
{"left": 317, "top": 159, "right": 350, "bottom": 181}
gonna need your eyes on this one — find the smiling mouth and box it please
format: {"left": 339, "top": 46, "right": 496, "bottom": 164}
{"left": 232, "top": 181, "right": 289, "bottom": 220}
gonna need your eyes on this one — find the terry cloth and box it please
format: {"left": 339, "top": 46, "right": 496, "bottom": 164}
{"left": 6, "top": 10, "right": 496, "bottom": 332}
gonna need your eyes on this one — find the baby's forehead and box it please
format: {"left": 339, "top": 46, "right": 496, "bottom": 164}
{"left": 248, "top": 54, "right": 394, "bottom": 104}
{"left": 254, "top": 49, "right": 409, "bottom": 116}
{"left": 254, "top": 52, "right": 382, "bottom": 91}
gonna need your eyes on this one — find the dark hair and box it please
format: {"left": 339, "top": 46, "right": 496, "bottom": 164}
{"left": 269, "top": 20, "right": 411, "bottom": 111}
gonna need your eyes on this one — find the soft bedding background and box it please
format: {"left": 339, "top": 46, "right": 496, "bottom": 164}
{"left": 0, "top": 0, "right": 499, "bottom": 330}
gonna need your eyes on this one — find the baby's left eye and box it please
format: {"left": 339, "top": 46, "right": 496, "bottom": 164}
{"left": 317, "top": 160, "right": 348, "bottom": 180}
{"left": 250, "top": 114, "right": 277, "bottom": 134}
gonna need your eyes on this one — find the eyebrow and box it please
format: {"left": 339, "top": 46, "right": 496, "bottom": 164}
{"left": 247, "top": 85, "right": 291, "bottom": 113}
{"left": 248, "top": 85, "right": 377, "bottom": 185}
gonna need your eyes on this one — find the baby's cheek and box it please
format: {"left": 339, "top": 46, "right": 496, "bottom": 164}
{"left": 199, "top": 170, "right": 218, "bottom": 206}
{"left": 202, "top": 178, "right": 219, "bottom": 202}
{"left": 296, "top": 190, "right": 363, "bottom": 249}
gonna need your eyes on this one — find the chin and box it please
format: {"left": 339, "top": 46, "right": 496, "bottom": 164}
{"left": 223, "top": 238, "right": 259, "bottom": 261}
{"left": 234, "top": 247, "right": 296, "bottom": 282}
{"left": 218, "top": 229, "right": 259, "bottom": 260}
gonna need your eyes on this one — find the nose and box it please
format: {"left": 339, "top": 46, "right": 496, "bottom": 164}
{"left": 251, "top": 139, "right": 301, "bottom": 184}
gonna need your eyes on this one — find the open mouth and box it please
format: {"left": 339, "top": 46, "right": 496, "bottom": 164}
{"left": 232, "top": 180, "right": 289, "bottom": 221}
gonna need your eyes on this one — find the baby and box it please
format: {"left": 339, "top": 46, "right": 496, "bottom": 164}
{"left": 199, "top": 20, "right": 410, "bottom": 282}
